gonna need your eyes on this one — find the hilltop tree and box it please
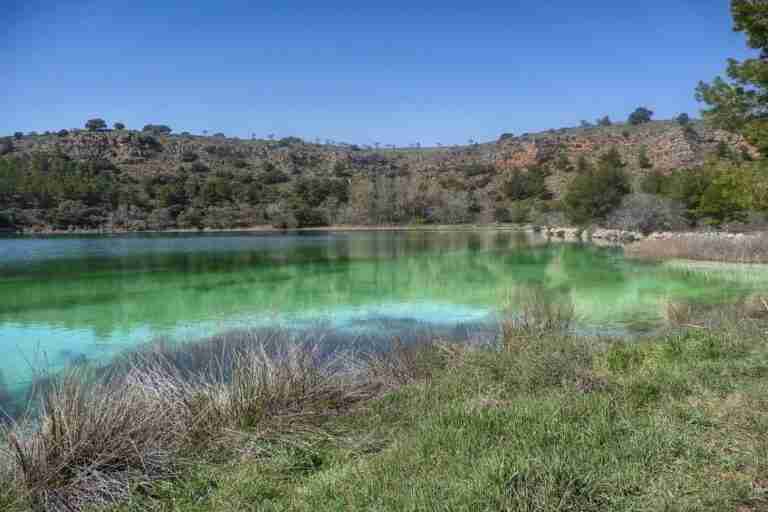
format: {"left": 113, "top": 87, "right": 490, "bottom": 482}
{"left": 697, "top": 0, "right": 768, "bottom": 155}
{"left": 113, "top": 122, "right": 125, "bottom": 130}
{"left": 676, "top": 113, "right": 691, "bottom": 126}
{"left": 596, "top": 115, "right": 612, "bottom": 127}
{"left": 85, "top": 118, "right": 107, "bottom": 131}
{"left": 628, "top": 107, "right": 654, "bottom": 125}
{"left": 142, "top": 124, "right": 172, "bottom": 136}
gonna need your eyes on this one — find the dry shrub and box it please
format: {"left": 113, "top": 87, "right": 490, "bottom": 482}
{"left": 360, "top": 339, "right": 466, "bottom": 390}
{"left": 4, "top": 367, "right": 188, "bottom": 511}
{"left": 665, "top": 295, "right": 768, "bottom": 330}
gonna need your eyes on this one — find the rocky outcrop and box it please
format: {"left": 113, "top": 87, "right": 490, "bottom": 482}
{"left": 494, "top": 121, "right": 755, "bottom": 173}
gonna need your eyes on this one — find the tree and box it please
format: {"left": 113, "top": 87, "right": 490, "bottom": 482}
{"left": 628, "top": 107, "right": 654, "bottom": 125}
{"left": 596, "top": 115, "right": 612, "bottom": 127}
{"left": 503, "top": 168, "right": 549, "bottom": 200}
{"left": 113, "top": 122, "right": 125, "bottom": 130}
{"left": 563, "top": 148, "right": 630, "bottom": 223}
{"left": 13, "top": 132, "right": 23, "bottom": 140}
{"left": 57, "top": 129, "right": 69, "bottom": 137}
{"left": 85, "top": 118, "right": 107, "bottom": 131}
{"left": 142, "top": 124, "right": 172, "bottom": 136}
{"left": 676, "top": 113, "right": 691, "bottom": 126}
{"left": 696, "top": 1, "right": 768, "bottom": 154}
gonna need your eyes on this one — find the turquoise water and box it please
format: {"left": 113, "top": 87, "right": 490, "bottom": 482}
{"left": 0, "top": 230, "right": 765, "bottom": 388}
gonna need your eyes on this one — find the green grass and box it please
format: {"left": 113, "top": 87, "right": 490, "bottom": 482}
{"left": 83, "top": 323, "right": 768, "bottom": 512}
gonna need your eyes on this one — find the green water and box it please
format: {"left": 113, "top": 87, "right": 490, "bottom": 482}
{"left": 0, "top": 230, "right": 765, "bottom": 388}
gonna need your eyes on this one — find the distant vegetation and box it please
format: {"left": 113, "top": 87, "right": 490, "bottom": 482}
{"left": 1, "top": 4, "right": 767, "bottom": 235}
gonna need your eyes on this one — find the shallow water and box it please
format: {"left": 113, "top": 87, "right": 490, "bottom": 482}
{"left": 0, "top": 230, "right": 765, "bottom": 388}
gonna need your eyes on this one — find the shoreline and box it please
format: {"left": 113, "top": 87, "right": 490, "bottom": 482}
{"left": 6, "top": 223, "right": 767, "bottom": 265}
{"left": 7, "top": 223, "right": 533, "bottom": 236}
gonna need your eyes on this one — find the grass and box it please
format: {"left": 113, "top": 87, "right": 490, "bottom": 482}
{"left": 625, "top": 233, "right": 768, "bottom": 263}
{"left": 2, "top": 298, "right": 768, "bottom": 511}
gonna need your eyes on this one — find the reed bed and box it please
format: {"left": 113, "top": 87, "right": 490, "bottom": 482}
{"left": 625, "top": 232, "right": 768, "bottom": 263}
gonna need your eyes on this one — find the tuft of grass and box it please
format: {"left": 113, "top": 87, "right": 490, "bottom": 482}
{"left": 4, "top": 366, "right": 189, "bottom": 511}
{"left": 500, "top": 286, "right": 576, "bottom": 353}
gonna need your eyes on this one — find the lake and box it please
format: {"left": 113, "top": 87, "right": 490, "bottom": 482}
{"left": 1, "top": 229, "right": 765, "bottom": 390}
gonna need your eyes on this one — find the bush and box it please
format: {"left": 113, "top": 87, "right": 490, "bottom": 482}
{"left": 13, "top": 132, "right": 23, "bottom": 140}
{"left": 56, "top": 129, "right": 69, "bottom": 137}
{"left": 640, "top": 169, "right": 666, "bottom": 194}
{"left": 676, "top": 113, "right": 691, "bottom": 126}
{"left": 508, "top": 202, "right": 531, "bottom": 223}
{"left": 494, "top": 206, "right": 512, "bottom": 223}
{"left": 0, "top": 138, "right": 13, "bottom": 156}
{"left": 554, "top": 153, "right": 574, "bottom": 173}
{"left": 0, "top": 210, "right": 16, "bottom": 230}
{"left": 605, "top": 193, "right": 688, "bottom": 234}
{"left": 189, "top": 161, "right": 209, "bottom": 173}
{"left": 180, "top": 151, "right": 199, "bottom": 163}
{"left": 261, "top": 167, "right": 290, "bottom": 185}
{"left": 638, "top": 146, "right": 653, "bottom": 169}
{"left": 295, "top": 207, "right": 328, "bottom": 227}
{"left": 113, "top": 122, "right": 125, "bottom": 130}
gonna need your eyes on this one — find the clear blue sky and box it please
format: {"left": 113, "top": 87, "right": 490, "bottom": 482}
{"left": 2, "top": 0, "right": 754, "bottom": 146}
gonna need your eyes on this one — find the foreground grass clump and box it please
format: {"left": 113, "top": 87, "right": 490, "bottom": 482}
{"left": 2, "top": 315, "right": 768, "bottom": 511}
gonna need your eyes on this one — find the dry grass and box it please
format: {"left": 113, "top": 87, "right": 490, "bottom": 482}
{"left": 626, "top": 233, "right": 768, "bottom": 263}
{"left": 0, "top": 330, "right": 445, "bottom": 512}
{"left": 665, "top": 295, "right": 768, "bottom": 329}
{"left": 4, "top": 367, "right": 189, "bottom": 511}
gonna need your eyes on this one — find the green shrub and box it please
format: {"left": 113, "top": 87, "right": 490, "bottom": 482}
{"left": 563, "top": 148, "right": 630, "bottom": 224}
{"left": 638, "top": 146, "right": 653, "bottom": 169}
{"left": 503, "top": 168, "right": 549, "bottom": 200}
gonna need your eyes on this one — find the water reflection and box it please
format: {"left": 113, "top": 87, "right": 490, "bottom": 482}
{"left": 0, "top": 230, "right": 765, "bottom": 388}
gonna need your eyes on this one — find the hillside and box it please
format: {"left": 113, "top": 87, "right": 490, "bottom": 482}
{"left": 0, "top": 120, "right": 755, "bottom": 232}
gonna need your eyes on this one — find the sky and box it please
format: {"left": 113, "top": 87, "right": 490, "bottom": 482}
{"left": 1, "top": 0, "right": 755, "bottom": 146}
